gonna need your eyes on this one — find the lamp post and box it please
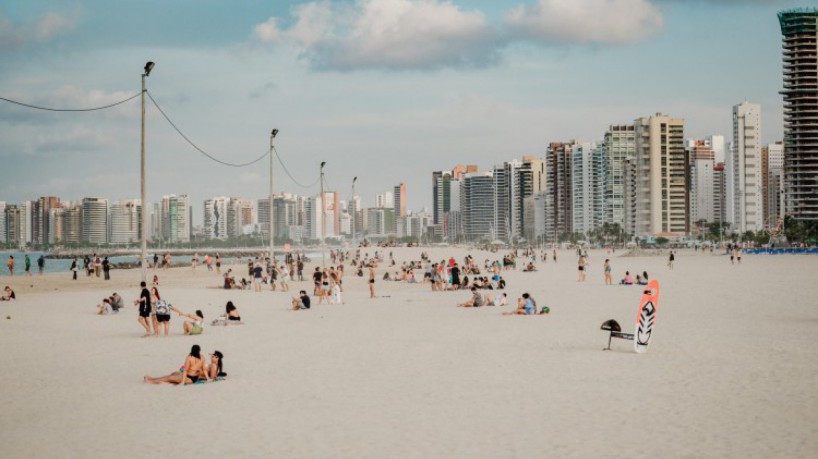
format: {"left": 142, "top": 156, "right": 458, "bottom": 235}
{"left": 140, "top": 61, "right": 154, "bottom": 282}
{"left": 320, "top": 161, "right": 326, "bottom": 267}
{"left": 269, "top": 129, "right": 278, "bottom": 263}
{"left": 351, "top": 176, "right": 357, "bottom": 245}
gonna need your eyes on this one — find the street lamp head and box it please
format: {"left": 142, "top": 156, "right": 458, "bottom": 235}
{"left": 321, "top": 161, "right": 326, "bottom": 169}
{"left": 353, "top": 176, "right": 357, "bottom": 183}
{"left": 271, "top": 129, "right": 279, "bottom": 138}
{"left": 144, "top": 61, "right": 155, "bottom": 76}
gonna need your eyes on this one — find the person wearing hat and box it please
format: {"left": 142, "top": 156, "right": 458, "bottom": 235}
{"left": 206, "top": 351, "right": 226, "bottom": 379}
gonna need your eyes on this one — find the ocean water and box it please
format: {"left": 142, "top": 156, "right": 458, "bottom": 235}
{"left": 1, "top": 251, "right": 322, "bottom": 274}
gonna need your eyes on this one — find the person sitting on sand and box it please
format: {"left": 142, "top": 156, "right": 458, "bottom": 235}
{"left": 636, "top": 275, "right": 648, "bottom": 286}
{"left": 1, "top": 286, "right": 16, "bottom": 302}
{"left": 212, "top": 301, "right": 242, "bottom": 325}
{"left": 523, "top": 262, "right": 537, "bottom": 272}
{"left": 291, "top": 290, "right": 311, "bottom": 310}
{"left": 497, "top": 293, "right": 508, "bottom": 306}
{"left": 170, "top": 306, "right": 204, "bottom": 335}
{"left": 97, "top": 298, "right": 112, "bottom": 314}
{"left": 206, "top": 350, "right": 226, "bottom": 379}
{"left": 144, "top": 344, "right": 208, "bottom": 385}
{"left": 621, "top": 271, "right": 633, "bottom": 285}
{"left": 502, "top": 293, "right": 539, "bottom": 315}
{"left": 457, "top": 287, "right": 484, "bottom": 308}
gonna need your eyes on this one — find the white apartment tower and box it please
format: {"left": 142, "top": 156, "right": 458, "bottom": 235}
{"left": 81, "top": 197, "right": 109, "bottom": 244}
{"left": 732, "top": 102, "right": 763, "bottom": 232}
{"left": 572, "top": 142, "right": 606, "bottom": 236}
{"left": 109, "top": 199, "right": 141, "bottom": 244}
{"left": 203, "top": 197, "right": 230, "bottom": 240}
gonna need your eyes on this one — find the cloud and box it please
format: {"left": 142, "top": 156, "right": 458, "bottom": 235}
{"left": 505, "top": 0, "right": 664, "bottom": 44}
{"left": 0, "top": 9, "right": 79, "bottom": 51}
{"left": 254, "top": 0, "right": 500, "bottom": 71}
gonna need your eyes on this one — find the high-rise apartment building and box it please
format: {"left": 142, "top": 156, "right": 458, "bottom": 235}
{"left": 393, "top": 182, "right": 406, "bottom": 222}
{"left": 460, "top": 172, "right": 494, "bottom": 241}
{"left": 109, "top": 199, "right": 142, "bottom": 244}
{"left": 604, "top": 125, "right": 636, "bottom": 229}
{"left": 32, "top": 196, "right": 60, "bottom": 245}
{"left": 493, "top": 159, "right": 521, "bottom": 243}
{"left": 376, "top": 192, "right": 393, "bottom": 209}
{"left": 713, "top": 163, "right": 728, "bottom": 225}
{"left": 0, "top": 202, "right": 5, "bottom": 243}
{"left": 161, "top": 194, "right": 191, "bottom": 243}
{"left": 81, "top": 197, "right": 109, "bottom": 244}
{"left": 572, "top": 142, "right": 606, "bottom": 236}
{"left": 688, "top": 140, "right": 716, "bottom": 224}
{"left": 4, "top": 205, "right": 20, "bottom": 245}
{"left": 732, "top": 102, "right": 763, "bottom": 232}
{"left": 204, "top": 197, "right": 230, "bottom": 240}
{"left": 779, "top": 9, "right": 818, "bottom": 220}
{"left": 546, "top": 142, "right": 574, "bottom": 240}
{"left": 633, "top": 114, "right": 687, "bottom": 236}
{"left": 762, "top": 142, "right": 786, "bottom": 229}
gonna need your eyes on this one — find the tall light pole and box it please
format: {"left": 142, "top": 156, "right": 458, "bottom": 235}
{"left": 351, "top": 176, "right": 357, "bottom": 245}
{"left": 269, "top": 129, "right": 278, "bottom": 262}
{"left": 320, "top": 161, "right": 326, "bottom": 267}
{"left": 140, "top": 61, "right": 154, "bottom": 282}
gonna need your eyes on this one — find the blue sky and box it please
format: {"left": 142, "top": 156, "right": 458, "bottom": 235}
{"left": 0, "top": 0, "right": 805, "bottom": 224}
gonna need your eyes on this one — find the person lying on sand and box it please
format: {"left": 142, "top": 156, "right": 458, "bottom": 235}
{"left": 144, "top": 344, "right": 207, "bottom": 385}
{"left": 170, "top": 306, "right": 204, "bottom": 335}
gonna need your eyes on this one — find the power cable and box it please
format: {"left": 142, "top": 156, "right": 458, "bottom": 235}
{"left": 273, "top": 146, "right": 321, "bottom": 189}
{"left": 0, "top": 92, "right": 141, "bottom": 112}
{"left": 146, "top": 90, "right": 269, "bottom": 168}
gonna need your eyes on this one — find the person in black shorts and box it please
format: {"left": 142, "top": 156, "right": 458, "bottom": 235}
{"left": 313, "top": 267, "right": 322, "bottom": 295}
{"left": 134, "top": 281, "right": 153, "bottom": 337}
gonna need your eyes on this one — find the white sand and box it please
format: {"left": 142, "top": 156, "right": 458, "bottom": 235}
{"left": 1, "top": 248, "right": 816, "bottom": 458}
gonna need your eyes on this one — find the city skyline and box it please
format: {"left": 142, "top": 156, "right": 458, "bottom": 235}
{"left": 0, "top": 0, "right": 808, "bottom": 223}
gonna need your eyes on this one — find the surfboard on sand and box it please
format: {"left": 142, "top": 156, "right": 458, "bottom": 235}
{"left": 634, "top": 280, "right": 659, "bottom": 353}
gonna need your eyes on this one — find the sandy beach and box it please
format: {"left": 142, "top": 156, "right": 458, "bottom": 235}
{"left": 1, "top": 247, "right": 816, "bottom": 458}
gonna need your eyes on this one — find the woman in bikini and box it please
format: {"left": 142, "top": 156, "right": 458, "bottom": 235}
{"left": 144, "top": 345, "right": 207, "bottom": 385}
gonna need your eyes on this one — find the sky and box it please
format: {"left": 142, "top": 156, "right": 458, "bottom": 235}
{"left": 0, "top": 0, "right": 807, "bottom": 226}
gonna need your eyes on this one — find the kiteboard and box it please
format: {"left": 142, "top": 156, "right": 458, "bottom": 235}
{"left": 634, "top": 280, "right": 659, "bottom": 353}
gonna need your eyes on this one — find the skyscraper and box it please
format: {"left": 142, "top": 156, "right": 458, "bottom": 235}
{"left": 109, "top": 199, "right": 142, "bottom": 244}
{"left": 394, "top": 182, "right": 406, "bottom": 218}
{"left": 546, "top": 142, "right": 574, "bottom": 240}
{"left": 779, "top": 9, "right": 818, "bottom": 221}
{"left": 461, "top": 172, "right": 494, "bottom": 241}
{"left": 572, "top": 142, "right": 606, "bottom": 236}
{"left": 633, "top": 114, "right": 687, "bottom": 236}
{"left": 762, "top": 142, "right": 785, "bottom": 229}
{"left": 0, "top": 202, "right": 5, "bottom": 243}
{"left": 604, "top": 125, "right": 636, "bottom": 229}
{"left": 732, "top": 102, "right": 763, "bottom": 232}
{"left": 688, "top": 140, "right": 716, "bottom": 224}
{"left": 81, "top": 197, "right": 109, "bottom": 244}
{"left": 203, "top": 197, "right": 230, "bottom": 240}
{"left": 161, "top": 194, "right": 191, "bottom": 243}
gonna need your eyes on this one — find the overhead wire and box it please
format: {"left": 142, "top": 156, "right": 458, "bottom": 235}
{"left": 273, "top": 146, "right": 321, "bottom": 189}
{"left": 146, "top": 90, "right": 269, "bottom": 168}
{"left": 0, "top": 92, "right": 141, "bottom": 111}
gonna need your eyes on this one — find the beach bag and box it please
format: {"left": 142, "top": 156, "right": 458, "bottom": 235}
{"left": 155, "top": 299, "right": 170, "bottom": 315}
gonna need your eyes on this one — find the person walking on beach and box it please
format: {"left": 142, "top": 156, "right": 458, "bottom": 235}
{"left": 215, "top": 255, "right": 222, "bottom": 274}
{"left": 369, "top": 264, "right": 376, "bottom": 299}
{"left": 603, "top": 259, "right": 612, "bottom": 285}
{"left": 134, "top": 281, "right": 152, "bottom": 337}
{"left": 70, "top": 257, "right": 78, "bottom": 280}
{"left": 667, "top": 250, "right": 675, "bottom": 270}
{"left": 577, "top": 254, "right": 587, "bottom": 282}
{"left": 24, "top": 254, "right": 32, "bottom": 276}
{"left": 102, "top": 257, "right": 111, "bottom": 280}
{"left": 7, "top": 255, "right": 14, "bottom": 276}
{"left": 553, "top": 249, "right": 557, "bottom": 263}
{"left": 94, "top": 254, "right": 102, "bottom": 278}
{"left": 37, "top": 255, "right": 45, "bottom": 276}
